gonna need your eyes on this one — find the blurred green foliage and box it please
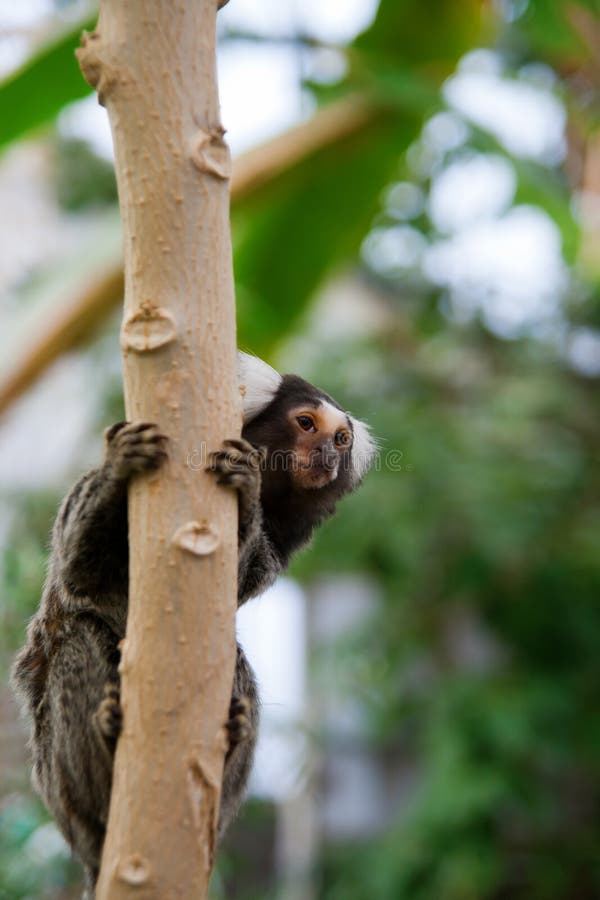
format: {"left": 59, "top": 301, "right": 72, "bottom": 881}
{"left": 0, "top": 12, "right": 96, "bottom": 152}
{"left": 52, "top": 136, "right": 117, "bottom": 211}
{"left": 0, "top": 795, "right": 80, "bottom": 900}
{"left": 1, "top": 492, "right": 59, "bottom": 678}
{"left": 0, "top": 492, "right": 74, "bottom": 900}
{"left": 234, "top": 112, "right": 420, "bottom": 354}
{"left": 1, "top": 0, "right": 600, "bottom": 899}
{"left": 296, "top": 324, "right": 600, "bottom": 899}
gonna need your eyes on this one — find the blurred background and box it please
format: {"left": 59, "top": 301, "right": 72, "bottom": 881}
{"left": 1, "top": 0, "right": 599, "bottom": 897}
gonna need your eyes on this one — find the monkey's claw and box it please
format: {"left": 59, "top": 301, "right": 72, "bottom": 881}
{"left": 207, "top": 439, "right": 263, "bottom": 491}
{"left": 225, "top": 696, "right": 253, "bottom": 755}
{"left": 105, "top": 421, "right": 168, "bottom": 480}
{"left": 95, "top": 682, "right": 122, "bottom": 741}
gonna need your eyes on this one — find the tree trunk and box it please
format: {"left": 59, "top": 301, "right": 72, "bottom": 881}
{"left": 76, "top": 2, "right": 239, "bottom": 897}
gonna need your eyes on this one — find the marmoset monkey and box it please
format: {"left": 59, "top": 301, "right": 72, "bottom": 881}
{"left": 12, "top": 352, "right": 376, "bottom": 897}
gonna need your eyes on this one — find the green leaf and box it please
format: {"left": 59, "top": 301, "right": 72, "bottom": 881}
{"left": 355, "top": 0, "right": 494, "bottom": 66}
{"left": 0, "top": 14, "right": 96, "bottom": 152}
{"left": 233, "top": 0, "right": 493, "bottom": 354}
{"left": 514, "top": 0, "right": 592, "bottom": 61}
{"left": 234, "top": 106, "right": 418, "bottom": 354}
{"left": 513, "top": 157, "right": 580, "bottom": 264}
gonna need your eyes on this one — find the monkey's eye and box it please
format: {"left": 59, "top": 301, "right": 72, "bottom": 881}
{"left": 334, "top": 430, "right": 351, "bottom": 447}
{"left": 297, "top": 415, "right": 315, "bottom": 432}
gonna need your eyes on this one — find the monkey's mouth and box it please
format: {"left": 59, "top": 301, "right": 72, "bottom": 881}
{"left": 299, "top": 461, "right": 338, "bottom": 487}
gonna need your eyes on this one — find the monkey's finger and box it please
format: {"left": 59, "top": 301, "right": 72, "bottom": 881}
{"left": 215, "top": 473, "right": 237, "bottom": 486}
{"left": 229, "top": 697, "right": 250, "bottom": 717}
{"left": 208, "top": 449, "right": 258, "bottom": 470}
{"left": 222, "top": 438, "right": 255, "bottom": 453}
{"left": 225, "top": 696, "right": 252, "bottom": 748}
{"left": 121, "top": 444, "right": 169, "bottom": 457}
{"left": 103, "top": 683, "right": 121, "bottom": 701}
{"left": 227, "top": 717, "right": 251, "bottom": 742}
{"left": 215, "top": 473, "right": 251, "bottom": 490}
{"left": 125, "top": 421, "right": 161, "bottom": 432}
{"left": 209, "top": 446, "right": 243, "bottom": 461}
{"left": 207, "top": 451, "right": 244, "bottom": 470}
{"left": 213, "top": 444, "right": 265, "bottom": 467}
{"left": 98, "top": 705, "right": 122, "bottom": 740}
{"left": 223, "top": 440, "right": 264, "bottom": 467}
{"left": 206, "top": 452, "right": 225, "bottom": 470}
{"left": 118, "top": 422, "right": 167, "bottom": 441}
{"left": 122, "top": 451, "right": 168, "bottom": 467}
{"left": 104, "top": 421, "right": 129, "bottom": 442}
{"left": 210, "top": 465, "right": 248, "bottom": 483}
{"left": 118, "top": 429, "right": 168, "bottom": 446}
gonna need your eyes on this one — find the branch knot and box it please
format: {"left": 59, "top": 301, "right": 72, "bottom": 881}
{"left": 189, "top": 127, "right": 231, "bottom": 180}
{"left": 76, "top": 31, "right": 116, "bottom": 106}
{"left": 121, "top": 303, "right": 177, "bottom": 352}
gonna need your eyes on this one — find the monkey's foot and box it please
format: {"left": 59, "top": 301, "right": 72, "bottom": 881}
{"left": 95, "top": 682, "right": 122, "bottom": 741}
{"left": 104, "top": 421, "right": 168, "bottom": 480}
{"left": 225, "top": 696, "right": 253, "bottom": 756}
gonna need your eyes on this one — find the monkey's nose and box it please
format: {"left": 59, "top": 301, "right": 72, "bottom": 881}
{"left": 314, "top": 443, "right": 338, "bottom": 471}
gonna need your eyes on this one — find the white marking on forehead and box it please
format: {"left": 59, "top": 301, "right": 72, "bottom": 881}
{"left": 320, "top": 400, "right": 349, "bottom": 426}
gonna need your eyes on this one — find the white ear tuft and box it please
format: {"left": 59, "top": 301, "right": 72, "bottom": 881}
{"left": 349, "top": 416, "right": 378, "bottom": 482}
{"left": 237, "top": 351, "right": 282, "bottom": 423}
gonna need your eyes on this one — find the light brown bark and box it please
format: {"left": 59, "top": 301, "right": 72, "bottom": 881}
{"left": 76, "top": 2, "right": 239, "bottom": 896}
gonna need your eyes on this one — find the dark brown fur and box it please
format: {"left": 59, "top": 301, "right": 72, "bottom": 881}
{"left": 12, "top": 377, "right": 369, "bottom": 897}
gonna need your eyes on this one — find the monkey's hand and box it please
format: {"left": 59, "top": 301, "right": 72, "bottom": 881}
{"left": 104, "top": 421, "right": 168, "bottom": 481}
{"left": 207, "top": 439, "right": 265, "bottom": 545}
{"left": 52, "top": 423, "right": 167, "bottom": 599}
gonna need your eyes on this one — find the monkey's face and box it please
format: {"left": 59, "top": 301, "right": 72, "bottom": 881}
{"left": 286, "top": 402, "right": 353, "bottom": 490}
